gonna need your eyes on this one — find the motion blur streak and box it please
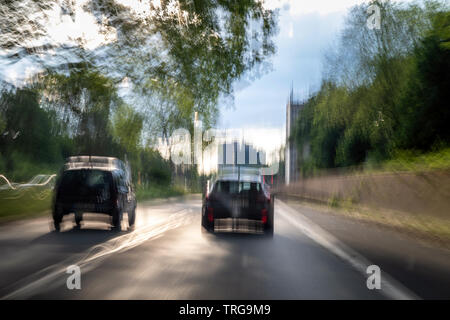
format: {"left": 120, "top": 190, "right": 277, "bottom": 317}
{"left": 276, "top": 200, "right": 420, "bottom": 300}
{"left": 1, "top": 206, "right": 195, "bottom": 300}
{"left": 0, "top": 175, "right": 15, "bottom": 190}
{"left": 1, "top": 195, "right": 420, "bottom": 300}
{"left": 0, "top": 174, "right": 56, "bottom": 190}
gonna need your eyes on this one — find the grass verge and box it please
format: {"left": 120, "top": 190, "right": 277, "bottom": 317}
{"left": 366, "top": 148, "right": 450, "bottom": 172}
{"left": 0, "top": 188, "right": 52, "bottom": 223}
{"left": 0, "top": 184, "right": 187, "bottom": 224}
{"left": 288, "top": 194, "right": 450, "bottom": 249}
{"left": 135, "top": 184, "right": 186, "bottom": 201}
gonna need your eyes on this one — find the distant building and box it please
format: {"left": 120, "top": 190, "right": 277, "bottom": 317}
{"left": 216, "top": 141, "right": 277, "bottom": 186}
{"left": 285, "top": 91, "right": 304, "bottom": 185}
{"left": 218, "top": 141, "right": 264, "bottom": 169}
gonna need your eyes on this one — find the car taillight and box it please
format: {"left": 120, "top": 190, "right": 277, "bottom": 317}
{"left": 207, "top": 207, "right": 214, "bottom": 222}
{"left": 261, "top": 208, "right": 268, "bottom": 224}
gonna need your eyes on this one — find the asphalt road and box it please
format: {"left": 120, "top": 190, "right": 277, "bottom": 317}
{"left": 0, "top": 195, "right": 427, "bottom": 299}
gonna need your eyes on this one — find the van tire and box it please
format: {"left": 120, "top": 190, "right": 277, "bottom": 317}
{"left": 112, "top": 208, "right": 123, "bottom": 231}
{"left": 128, "top": 206, "right": 136, "bottom": 227}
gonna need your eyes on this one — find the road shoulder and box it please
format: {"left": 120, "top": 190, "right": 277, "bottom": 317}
{"left": 279, "top": 196, "right": 450, "bottom": 299}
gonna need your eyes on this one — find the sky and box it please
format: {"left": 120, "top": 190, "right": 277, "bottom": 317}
{"left": 217, "top": 0, "right": 372, "bottom": 153}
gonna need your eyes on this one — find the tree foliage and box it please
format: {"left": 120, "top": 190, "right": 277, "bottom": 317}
{"left": 294, "top": 0, "right": 449, "bottom": 175}
{"left": 0, "top": 0, "right": 278, "bottom": 184}
{"left": 0, "top": 0, "right": 278, "bottom": 135}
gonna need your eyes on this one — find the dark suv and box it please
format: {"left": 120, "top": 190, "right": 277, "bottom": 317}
{"left": 52, "top": 156, "right": 137, "bottom": 231}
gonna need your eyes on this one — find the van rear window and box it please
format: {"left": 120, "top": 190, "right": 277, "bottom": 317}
{"left": 58, "top": 169, "right": 112, "bottom": 197}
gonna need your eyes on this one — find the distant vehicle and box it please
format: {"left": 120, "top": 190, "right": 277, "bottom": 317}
{"left": 52, "top": 156, "right": 137, "bottom": 231}
{"left": 202, "top": 168, "right": 274, "bottom": 235}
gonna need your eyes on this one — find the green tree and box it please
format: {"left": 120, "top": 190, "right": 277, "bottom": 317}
{"left": 112, "top": 103, "right": 144, "bottom": 154}
{"left": 41, "top": 66, "right": 121, "bottom": 155}
{"left": 294, "top": 1, "right": 449, "bottom": 175}
{"left": 395, "top": 10, "right": 450, "bottom": 150}
{"left": 0, "top": 87, "right": 68, "bottom": 179}
{"left": 1, "top": 0, "right": 278, "bottom": 133}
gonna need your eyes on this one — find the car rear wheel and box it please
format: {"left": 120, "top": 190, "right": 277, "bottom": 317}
{"left": 265, "top": 208, "right": 274, "bottom": 236}
{"left": 201, "top": 206, "right": 213, "bottom": 232}
{"left": 265, "top": 224, "right": 274, "bottom": 236}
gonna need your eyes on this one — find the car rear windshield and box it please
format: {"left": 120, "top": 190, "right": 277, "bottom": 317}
{"left": 214, "top": 181, "right": 263, "bottom": 195}
{"left": 58, "top": 169, "right": 112, "bottom": 197}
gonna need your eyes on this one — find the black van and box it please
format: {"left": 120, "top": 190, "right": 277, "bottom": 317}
{"left": 52, "top": 156, "right": 137, "bottom": 231}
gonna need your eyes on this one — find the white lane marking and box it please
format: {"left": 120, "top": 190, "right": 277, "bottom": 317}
{"left": 1, "top": 208, "right": 195, "bottom": 300}
{"left": 276, "top": 199, "right": 420, "bottom": 300}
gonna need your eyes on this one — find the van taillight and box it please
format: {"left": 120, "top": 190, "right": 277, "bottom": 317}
{"left": 207, "top": 207, "right": 214, "bottom": 222}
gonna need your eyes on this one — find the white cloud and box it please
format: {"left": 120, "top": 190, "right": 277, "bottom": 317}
{"left": 288, "top": 22, "right": 294, "bottom": 38}
{"left": 44, "top": 0, "right": 117, "bottom": 51}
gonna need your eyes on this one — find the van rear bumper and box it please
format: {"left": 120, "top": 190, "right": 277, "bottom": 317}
{"left": 55, "top": 201, "right": 114, "bottom": 216}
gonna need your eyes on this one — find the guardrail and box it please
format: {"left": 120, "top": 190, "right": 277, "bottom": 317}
{"left": 277, "top": 169, "right": 450, "bottom": 219}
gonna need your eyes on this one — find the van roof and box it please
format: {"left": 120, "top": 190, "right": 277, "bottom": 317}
{"left": 64, "top": 156, "right": 126, "bottom": 172}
